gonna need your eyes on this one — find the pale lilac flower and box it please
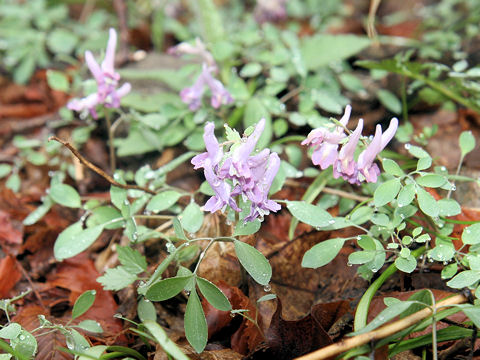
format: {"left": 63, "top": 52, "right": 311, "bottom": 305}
{"left": 244, "top": 152, "right": 281, "bottom": 222}
{"left": 302, "top": 105, "right": 351, "bottom": 169}
{"left": 203, "top": 70, "right": 234, "bottom": 108}
{"left": 358, "top": 118, "right": 398, "bottom": 183}
{"left": 303, "top": 106, "right": 398, "bottom": 185}
{"left": 180, "top": 72, "right": 206, "bottom": 111}
{"left": 203, "top": 159, "right": 239, "bottom": 213}
{"left": 191, "top": 122, "right": 223, "bottom": 169}
{"left": 68, "top": 28, "right": 131, "bottom": 119}
{"left": 168, "top": 38, "right": 217, "bottom": 71}
{"left": 254, "top": 0, "right": 288, "bottom": 23}
{"left": 180, "top": 65, "right": 233, "bottom": 111}
{"left": 192, "top": 119, "right": 280, "bottom": 221}
{"left": 333, "top": 119, "right": 363, "bottom": 185}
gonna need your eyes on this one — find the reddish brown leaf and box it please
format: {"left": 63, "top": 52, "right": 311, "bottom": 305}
{"left": 49, "top": 254, "right": 123, "bottom": 336}
{"left": 0, "top": 255, "right": 21, "bottom": 298}
{"left": 12, "top": 305, "right": 72, "bottom": 360}
{"left": 0, "top": 209, "right": 23, "bottom": 245}
{"left": 248, "top": 299, "right": 333, "bottom": 360}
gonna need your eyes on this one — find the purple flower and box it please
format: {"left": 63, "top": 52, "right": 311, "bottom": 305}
{"left": 244, "top": 152, "right": 281, "bottom": 222}
{"left": 180, "top": 64, "right": 233, "bottom": 111}
{"left": 254, "top": 0, "right": 288, "bottom": 23}
{"left": 333, "top": 119, "right": 363, "bottom": 185}
{"left": 67, "top": 28, "right": 131, "bottom": 119}
{"left": 303, "top": 106, "right": 398, "bottom": 185}
{"left": 358, "top": 118, "right": 398, "bottom": 183}
{"left": 302, "top": 105, "right": 351, "bottom": 169}
{"left": 192, "top": 119, "right": 280, "bottom": 221}
{"left": 168, "top": 38, "right": 217, "bottom": 72}
{"left": 191, "top": 122, "right": 223, "bottom": 169}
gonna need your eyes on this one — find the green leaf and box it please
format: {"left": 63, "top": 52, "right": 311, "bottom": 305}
{"left": 350, "top": 206, "right": 374, "bottom": 225}
{"left": 382, "top": 159, "right": 404, "bottom": 177}
{"left": 146, "top": 191, "right": 182, "bottom": 213}
{"left": 447, "top": 270, "right": 480, "bottom": 289}
{"left": 377, "top": 89, "right": 401, "bottom": 114}
{"left": 173, "top": 217, "right": 188, "bottom": 241}
{"left": 196, "top": 277, "right": 231, "bottom": 311}
{"left": 429, "top": 243, "right": 455, "bottom": 262}
{"left": 46, "top": 70, "right": 69, "bottom": 92}
{"left": 180, "top": 203, "right": 204, "bottom": 234}
{"left": 240, "top": 63, "right": 262, "bottom": 77}
{"left": 97, "top": 267, "right": 137, "bottom": 291}
{"left": 416, "top": 174, "right": 447, "bottom": 188}
{"left": 137, "top": 298, "right": 157, "bottom": 322}
{"left": 86, "top": 206, "right": 123, "bottom": 230}
{"left": 374, "top": 178, "right": 401, "bottom": 207}
{"left": 234, "top": 240, "right": 272, "bottom": 285}
{"left": 10, "top": 329, "right": 37, "bottom": 359}
{"left": 143, "top": 320, "right": 190, "bottom": 360}
{"left": 257, "top": 294, "right": 277, "bottom": 303}
{"left": 302, "top": 238, "right": 346, "bottom": 268}
{"left": 110, "top": 185, "right": 127, "bottom": 210}
{"left": 0, "top": 164, "right": 12, "bottom": 179}
{"left": 47, "top": 29, "right": 78, "bottom": 54}
{"left": 286, "top": 201, "right": 333, "bottom": 227}
{"left": 353, "top": 301, "right": 415, "bottom": 335}
{"left": 441, "top": 263, "right": 458, "bottom": 280}
{"left": 23, "top": 197, "right": 52, "bottom": 226}
{"left": 184, "top": 290, "right": 208, "bottom": 353}
{"left": 117, "top": 246, "right": 147, "bottom": 275}
{"left": 460, "top": 131, "right": 476, "bottom": 156}
{"left": 395, "top": 255, "right": 417, "bottom": 273}
{"left": 416, "top": 157, "right": 432, "bottom": 171}
{"left": 416, "top": 187, "right": 439, "bottom": 217}
{"left": 349, "top": 251, "right": 375, "bottom": 265}
{"left": 54, "top": 223, "right": 104, "bottom": 260}
{"left": 407, "top": 145, "right": 430, "bottom": 159}
{"left": 233, "top": 219, "right": 261, "bottom": 236}
{"left": 462, "top": 224, "right": 480, "bottom": 245}
{"left": 397, "top": 183, "right": 415, "bottom": 207}
{"left": 243, "top": 97, "right": 272, "bottom": 149}
{"left": 49, "top": 183, "right": 81, "bottom": 208}
{"left": 458, "top": 305, "right": 480, "bottom": 328}
{"left": 0, "top": 323, "right": 21, "bottom": 340}
{"left": 77, "top": 320, "right": 103, "bottom": 334}
{"left": 301, "top": 35, "right": 370, "bottom": 70}
{"left": 145, "top": 276, "right": 193, "bottom": 301}
{"left": 438, "top": 199, "right": 461, "bottom": 217}
{"left": 72, "top": 290, "right": 96, "bottom": 320}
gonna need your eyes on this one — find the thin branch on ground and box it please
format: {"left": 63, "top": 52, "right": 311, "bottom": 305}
{"left": 49, "top": 136, "right": 156, "bottom": 195}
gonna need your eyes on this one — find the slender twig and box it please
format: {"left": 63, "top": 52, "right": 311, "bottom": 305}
{"left": 280, "top": 85, "right": 304, "bottom": 103}
{"left": 49, "top": 136, "right": 156, "bottom": 195}
{"left": 295, "top": 294, "right": 467, "bottom": 360}
{"left": 16, "top": 260, "right": 47, "bottom": 312}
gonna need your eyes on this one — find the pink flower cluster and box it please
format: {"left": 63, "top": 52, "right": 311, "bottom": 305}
{"left": 192, "top": 119, "right": 280, "bottom": 222}
{"left": 68, "top": 29, "right": 131, "bottom": 119}
{"left": 302, "top": 105, "right": 398, "bottom": 185}
{"left": 254, "top": 0, "right": 288, "bottom": 24}
{"left": 168, "top": 39, "right": 233, "bottom": 111}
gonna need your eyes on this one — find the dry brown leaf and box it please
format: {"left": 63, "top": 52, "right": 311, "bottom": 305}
{"left": 0, "top": 255, "right": 21, "bottom": 297}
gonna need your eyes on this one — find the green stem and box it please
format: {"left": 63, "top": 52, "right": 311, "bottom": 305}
{"left": 104, "top": 111, "right": 116, "bottom": 173}
{"left": 354, "top": 246, "right": 426, "bottom": 332}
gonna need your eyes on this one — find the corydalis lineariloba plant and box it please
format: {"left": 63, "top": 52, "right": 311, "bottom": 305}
{"left": 169, "top": 38, "right": 233, "bottom": 110}
{"left": 192, "top": 119, "right": 281, "bottom": 222}
{"left": 302, "top": 105, "right": 398, "bottom": 185}
{"left": 67, "top": 28, "right": 131, "bottom": 119}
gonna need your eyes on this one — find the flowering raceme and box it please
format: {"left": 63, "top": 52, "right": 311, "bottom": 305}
{"left": 302, "top": 106, "right": 398, "bottom": 184}
{"left": 169, "top": 39, "right": 233, "bottom": 111}
{"left": 192, "top": 119, "right": 281, "bottom": 222}
{"left": 68, "top": 28, "right": 131, "bottom": 119}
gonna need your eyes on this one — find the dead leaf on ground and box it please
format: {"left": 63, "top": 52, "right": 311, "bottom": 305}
{"left": 0, "top": 255, "right": 21, "bottom": 297}
{"left": 48, "top": 254, "right": 123, "bottom": 337}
